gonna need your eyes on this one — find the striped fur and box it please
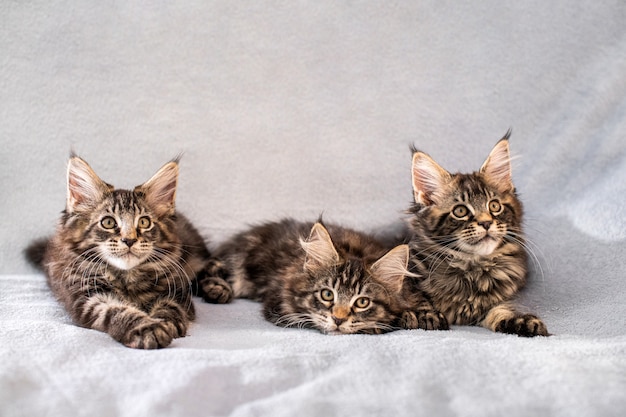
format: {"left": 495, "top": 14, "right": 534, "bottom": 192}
{"left": 408, "top": 134, "right": 549, "bottom": 337}
{"left": 198, "top": 219, "right": 447, "bottom": 334}
{"left": 26, "top": 156, "right": 211, "bottom": 349}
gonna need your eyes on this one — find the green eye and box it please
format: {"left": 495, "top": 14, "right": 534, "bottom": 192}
{"left": 320, "top": 289, "right": 334, "bottom": 302}
{"left": 138, "top": 216, "right": 152, "bottom": 229}
{"left": 354, "top": 297, "right": 370, "bottom": 309}
{"left": 452, "top": 205, "right": 469, "bottom": 218}
{"left": 100, "top": 216, "right": 117, "bottom": 230}
{"left": 489, "top": 200, "right": 502, "bottom": 213}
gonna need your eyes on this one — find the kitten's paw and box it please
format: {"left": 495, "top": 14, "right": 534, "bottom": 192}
{"left": 417, "top": 310, "right": 449, "bottom": 331}
{"left": 400, "top": 310, "right": 449, "bottom": 331}
{"left": 123, "top": 319, "right": 175, "bottom": 349}
{"left": 199, "top": 276, "right": 233, "bottom": 304}
{"left": 495, "top": 314, "right": 549, "bottom": 337}
{"left": 400, "top": 311, "right": 419, "bottom": 329}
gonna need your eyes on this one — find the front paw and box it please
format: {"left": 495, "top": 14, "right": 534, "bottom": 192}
{"left": 401, "top": 310, "right": 449, "bottom": 331}
{"left": 496, "top": 314, "right": 549, "bottom": 337}
{"left": 199, "top": 276, "right": 233, "bottom": 304}
{"left": 122, "top": 319, "right": 175, "bottom": 349}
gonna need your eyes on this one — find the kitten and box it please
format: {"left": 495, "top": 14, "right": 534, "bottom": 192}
{"left": 197, "top": 219, "right": 448, "bottom": 334}
{"left": 25, "top": 155, "right": 211, "bottom": 349}
{"left": 408, "top": 132, "right": 549, "bottom": 337}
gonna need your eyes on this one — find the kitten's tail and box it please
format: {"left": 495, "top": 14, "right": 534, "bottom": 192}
{"left": 24, "top": 238, "right": 49, "bottom": 270}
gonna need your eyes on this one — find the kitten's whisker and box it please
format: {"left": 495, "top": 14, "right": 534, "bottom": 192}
{"left": 147, "top": 249, "right": 195, "bottom": 312}
{"left": 153, "top": 247, "right": 195, "bottom": 287}
{"left": 274, "top": 313, "right": 317, "bottom": 329}
{"left": 505, "top": 231, "right": 549, "bottom": 284}
{"left": 351, "top": 321, "right": 395, "bottom": 334}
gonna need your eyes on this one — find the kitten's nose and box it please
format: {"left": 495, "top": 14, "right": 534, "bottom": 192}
{"left": 478, "top": 221, "right": 492, "bottom": 231}
{"left": 332, "top": 316, "right": 346, "bottom": 326}
{"left": 121, "top": 238, "right": 137, "bottom": 247}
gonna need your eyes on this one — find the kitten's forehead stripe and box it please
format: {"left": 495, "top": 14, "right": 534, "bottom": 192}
{"left": 111, "top": 191, "right": 142, "bottom": 213}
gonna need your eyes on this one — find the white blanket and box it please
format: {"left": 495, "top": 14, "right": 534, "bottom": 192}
{"left": 1, "top": 1, "right": 625, "bottom": 416}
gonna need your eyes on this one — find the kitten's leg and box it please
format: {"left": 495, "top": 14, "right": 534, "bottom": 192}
{"left": 482, "top": 303, "right": 549, "bottom": 337}
{"left": 400, "top": 299, "right": 449, "bottom": 331}
{"left": 196, "top": 258, "right": 234, "bottom": 304}
{"left": 78, "top": 293, "right": 177, "bottom": 349}
{"left": 149, "top": 297, "right": 193, "bottom": 340}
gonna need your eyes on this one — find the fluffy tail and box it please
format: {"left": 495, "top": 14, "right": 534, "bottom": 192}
{"left": 24, "top": 238, "right": 49, "bottom": 270}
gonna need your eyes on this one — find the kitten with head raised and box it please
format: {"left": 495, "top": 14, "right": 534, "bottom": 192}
{"left": 25, "top": 155, "right": 212, "bottom": 348}
{"left": 408, "top": 131, "right": 548, "bottom": 337}
{"left": 198, "top": 219, "right": 447, "bottom": 334}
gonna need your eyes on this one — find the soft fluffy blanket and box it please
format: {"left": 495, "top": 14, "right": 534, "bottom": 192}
{"left": 1, "top": 1, "right": 625, "bottom": 416}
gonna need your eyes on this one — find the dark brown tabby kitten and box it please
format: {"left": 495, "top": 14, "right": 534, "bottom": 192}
{"left": 25, "top": 155, "right": 211, "bottom": 348}
{"left": 408, "top": 132, "right": 549, "bottom": 337}
{"left": 197, "top": 219, "right": 447, "bottom": 334}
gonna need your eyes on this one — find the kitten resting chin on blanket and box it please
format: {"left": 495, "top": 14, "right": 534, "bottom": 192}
{"left": 25, "top": 155, "right": 212, "bottom": 349}
{"left": 197, "top": 219, "right": 448, "bottom": 334}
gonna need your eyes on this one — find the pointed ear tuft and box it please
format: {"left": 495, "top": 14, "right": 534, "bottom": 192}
{"left": 136, "top": 161, "right": 179, "bottom": 216}
{"left": 480, "top": 136, "right": 514, "bottom": 193}
{"left": 300, "top": 223, "right": 340, "bottom": 272}
{"left": 411, "top": 151, "right": 451, "bottom": 206}
{"left": 370, "top": 244, "right": 411, "bottom": 294}
{"left": 66, "top": 156, "right": 112, "bottom": 212}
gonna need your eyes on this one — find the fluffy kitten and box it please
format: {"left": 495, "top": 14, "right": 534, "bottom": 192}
{"left": 25, "top": 155, "right": 211, "bottom": 348}
{"left": 408, "top": 132, "right": 549, "bottom": 337}
{"left": 197, "top": 219, "right": 447, "bottom": 334}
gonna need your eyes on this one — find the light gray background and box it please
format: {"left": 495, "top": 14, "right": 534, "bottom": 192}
{"left": 1, "top": 2, "right": 625, "bottom": 416}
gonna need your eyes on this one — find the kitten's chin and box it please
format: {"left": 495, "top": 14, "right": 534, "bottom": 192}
{"left": 322, "top": 320, "right": 359, "bottom": 335}
{"left": 459, "top": 237, "right": 501, "bottom": 258}
{"left": 106, "top": 254, "right": 145, "bottom": 270}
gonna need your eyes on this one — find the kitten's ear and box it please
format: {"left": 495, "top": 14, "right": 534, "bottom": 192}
{"left": 66, "top": 156, "right": 113, "bottom": 213}
{"left": 300, "top": 223, "right": 340, "bottom": 272}
{"left": 412, "top": 151, "right": 451, "bottom": 206}
{"left": 480, "top": 135, "right": 514, "bottom": 193}
{"left": 136, "top": 161, "right": 179, "bottom": 216}
{"left": 370, "top": 244, "right": 410, "bottom": 294}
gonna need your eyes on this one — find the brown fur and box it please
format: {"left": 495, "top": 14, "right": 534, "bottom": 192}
{"left": 25, "top": 156, "right": 212, "bottom": 348}
{"left": 408, "top": 132, "right": 549, "bottom": 337}
{"left": 198, "top": 219, "right": 447, "bottom": 334}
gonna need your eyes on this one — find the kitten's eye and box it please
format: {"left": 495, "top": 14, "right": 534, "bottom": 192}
{"left": 489, "top": 200, "right": 502, "bottom": 213}
{"left": 320, "top": 289, "right": 334, "bottom": 302}
{"left": 100, "top": 216, "right": 117, "bottom": 230}
{"left": 138, "top": 216, "right": 152, "bottom": 229}
{"left": 354, "top": 297, "right": 370, "bottom": 309}
{"left": 452, "top": 205, "right": 469, "bottom": 218}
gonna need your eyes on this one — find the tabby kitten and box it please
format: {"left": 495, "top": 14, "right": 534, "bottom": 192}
{"left": 197, "top": 219, "right": 447, "bottom": 334}
{"left": 25, "top": 155, "right": 211, "bottom": 349}
{"left": 408, "top": 132, "right": 549, "bottom": 337}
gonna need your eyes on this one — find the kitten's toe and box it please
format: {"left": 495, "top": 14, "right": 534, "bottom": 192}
{"left": 496, "top": 314, "right": 549, "bottom": 337}
{"left": 199, "top": 277, "right": 233, "bottom": 304}
{"left": 161, "top": 320, "right": 186, "bottom": 339}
